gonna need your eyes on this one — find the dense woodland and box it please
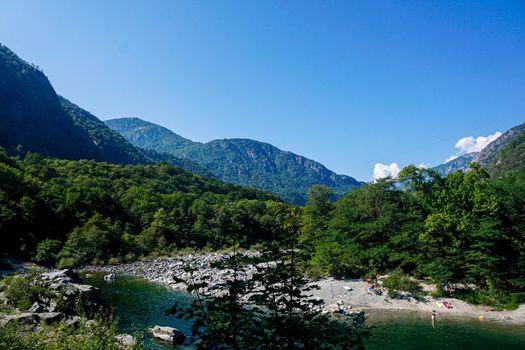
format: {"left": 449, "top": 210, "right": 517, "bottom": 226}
{"left": 106, "top": 118, "right": 363, "bottom": 205}
{"left": 1, "top": 146, "right": 524, "bottom": 308}
{"left": 301, "top": 165, "right": 525, "bottom": 308}
{"left": 0, "top": 148, "right": 290, "bottom": 268}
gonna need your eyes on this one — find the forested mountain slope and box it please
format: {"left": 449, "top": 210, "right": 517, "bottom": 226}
{"left": 0, "top": 148, "right": 286, "bottom": 266}
{"left": 474, "top": 122, "right": 525, "bottom": 167}
{"left": 106, "top": 117, "right": 197, "bottom": 152}
{"left": 0, "top": 44, "right": 98, "bottom": 159}
{"left": 0, "top": 44, "right": 145, "bottom": 164}
{"left": 106, "top": 117, "right": 363, "bottom": 204}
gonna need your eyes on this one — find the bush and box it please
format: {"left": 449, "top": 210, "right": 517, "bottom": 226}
{"left": 57, "top": 257, "right": 76, "bottom": 269}
{"left": 454, "top": 288, "right": 525, "bottom": 311}
{"left": 2, "top": 269, "right": 49, "bottom": 310}
{"left": 383, "top": 269, "right": 421, "bottom": 298}
{"left": 34, "top": 239, "right": 62, "bottom": 266}
{"left": 0, "top": 311, "right": 143, "bottom": 350}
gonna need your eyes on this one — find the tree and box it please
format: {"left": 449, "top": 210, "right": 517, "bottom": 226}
{"left": 170, "top": 209, "right": 370, "bottom": 349}
{"left": 300, "top": 185, "right": 334, "bottom": 247}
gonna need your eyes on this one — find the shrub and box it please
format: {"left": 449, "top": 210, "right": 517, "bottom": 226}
{"left": 57, "top": 257, "right": 76, "bottom": 269}
{"left": 3, "top": 269, "right": 49, "bottom": 310}
{"left": 454, "top": 288, "right": 525, "bottom": 311}
{"left": 0, "top": 311, "right": 143, "bottom": 350}
{"left": 383, "top": 269, "right": 421, "bottom": 298}
{"left": 34, "top": 239, "right": 63, "bottom": 266}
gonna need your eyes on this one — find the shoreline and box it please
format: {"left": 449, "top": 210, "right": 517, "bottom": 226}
{"left": 81, "top": 253, "right": 525, "bottom": 326}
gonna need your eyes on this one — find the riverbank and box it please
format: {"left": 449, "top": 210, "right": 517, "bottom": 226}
{"left": 82, "top": 252, "right": 525, "bottom": 325}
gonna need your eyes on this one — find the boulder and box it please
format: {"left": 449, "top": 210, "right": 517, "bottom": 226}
{"left": 104, "top": 274, "right": 117, "bottom": 281}
{"left": 38, "top": 312, "right": 64, "bottom": 325}
{"left": 149, "top": 325, "right": 186, "bottom": 344}
{"left": 2, "top": 312, "right": 39, "bottom": 326}
{"left": 64, "top": 316, "right": 81, "bottom": 329}
{"left": 29, "top": 301, "right": 44, "bottom": 313}
{"left": 115, "top": 333, "right": 137, "bottom": 348}
{"left": 42, "top": 269, "right": 78, "bottom": 282}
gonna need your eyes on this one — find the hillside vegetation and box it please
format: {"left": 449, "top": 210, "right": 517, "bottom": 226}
{"left": 0, "top": 148, "right": 288, "bottom": 267}
{"left": 107, "top": 118, "right": 363, "bottom": 204}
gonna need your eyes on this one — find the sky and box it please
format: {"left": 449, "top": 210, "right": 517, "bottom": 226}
{"left": 1, "top": 0, "right": 524, "bottom": 181}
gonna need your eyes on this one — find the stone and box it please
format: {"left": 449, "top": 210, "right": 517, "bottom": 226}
{"left": 64, "top": 316, "right": 81, "bottom": 329}
{"left": 42, "top": 269, "right": 78, "bottom": 282}
{"left": 115, "top": 334, "right": 137, "bottom": 348}
{"left": 29, "top": 301, "right": 44, "bottom": 313}
{"left": 3, "top": 312, "right": 39, "bottom": 326}
{"left": 38, "top": 312, "right": 64, "bottom": 325}
{"left": 48, "top": 299, "right": 58, "bottom": 312}
{"left": 104, "top": 274, "right": 117, "bottom": 281}
{"left": 149, "top": 325, "right": 186, "bottom": 344}
{"left": 327, "top": 303, "right": 345, "bottom": 314}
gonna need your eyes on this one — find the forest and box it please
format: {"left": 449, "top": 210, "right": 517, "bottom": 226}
{"left": 1, "top": 148, "right": 524, "bottom": 308}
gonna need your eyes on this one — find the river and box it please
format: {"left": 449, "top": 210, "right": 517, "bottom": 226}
{"left": 85, "top": 273, "right": 525, "bottom": 350}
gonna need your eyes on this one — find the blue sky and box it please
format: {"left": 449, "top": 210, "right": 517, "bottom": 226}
{"left": 1, "top": 0, "right": 524, "bottom": 181}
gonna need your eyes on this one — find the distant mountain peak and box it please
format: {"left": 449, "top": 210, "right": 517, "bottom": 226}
{"left": 106, "top": 117, "right": 197, "bottom": 152}
{"left": 106, "top": 118, "right": 363, "bottom": 204}
{"left": 432, "top": 152, "right": 479, "bottom": 175}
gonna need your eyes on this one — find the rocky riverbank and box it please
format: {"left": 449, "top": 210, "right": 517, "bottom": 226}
{"left": 82, "top": 252, "right": 525, "bottom": 325}
{"left": 82, "top": 251, "right": 263, "bottom": 298}
{"left": 0, "top": 269, "right": 140, "bottom": 349}
{"left": 0, "top": 269, "right": 100, "bottom": 328}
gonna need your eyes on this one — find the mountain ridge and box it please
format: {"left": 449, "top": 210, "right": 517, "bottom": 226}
{"left": 106, "top": 117, "right": 363, "bottom": 204}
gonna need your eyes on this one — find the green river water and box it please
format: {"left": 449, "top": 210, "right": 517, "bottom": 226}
{"left": 85, "top": 273, "right": 525, "bottom": 350}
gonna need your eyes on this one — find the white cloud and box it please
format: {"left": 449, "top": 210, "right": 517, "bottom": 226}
{"left": 455, "top": 132, "right": 502, "bottom": 154}
{"left": 445, "top": 131, "right": 502, "bottom": 163}
{"left": 373, "top": 162, "right": 401, "bottom": 180}
{"left": 418, "top": 163, "right": 429, "bottom": 169}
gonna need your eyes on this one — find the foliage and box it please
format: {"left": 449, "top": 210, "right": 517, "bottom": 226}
{"left": 0, "top": 44, "right": 144, "bottom": 164}
{"left": 170, "top": 211, "right": 370, "bottom": 349}
{"left": 0, "top": 149, "right": 288, "bottom": 266}
{"left": 0, "top": 311, "right": 143, "bottom": 350}
{"left": 301, "top": 164, "right": 525, "bottom": 309}
{"left": 488, "top": 129, "right": 525, "bottom": 178}
{"left": 106, "top": 118, "right": 363, "bottom": 205}
{"left": 2, "top": 269, "right": 49, "bottom": 310}
{"left": 34, "top": 239, "right": 63, "bottom": 266}
{"left": 453, "top": 288, "right": 525, "bottom": 311}
{"left": 382, "top": 269, "right": 421, "bottom": 297}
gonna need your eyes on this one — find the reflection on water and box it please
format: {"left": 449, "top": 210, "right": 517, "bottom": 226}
{"left": 85, "top": 273, "right": 193, "bottom": 349}
{"left": 86, "top": 273, "right": 525, "bottom": 350}
{"left": 366, "top": 311, "right": 525, "bottom": 350}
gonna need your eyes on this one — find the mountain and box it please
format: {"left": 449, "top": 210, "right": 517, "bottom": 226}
{"left": 474, "top": 122, "right": 525, "bottom": 168}
{"left": 0, "top": 43, "right": 98, "bottom": 159}
{"left": 432, "top": 153, "right": 479, "bottom": 175}
{"left": 0, "top": 43, "right": 145, "bottom": 164}
{"left": 59, "top": 97, "right": 147, "bottom": 164}
{"left": 482, "top": 124, "right": 525, "bottom": 178}
{"left": 106, "top": 117, "right": 363, "bottom": 204}
{"left": 433, "top": 122, "right": 525, "bottom": 177}
{"left": 139, "top": 147, "right": 213, "bottom": 177}
{"left": 105, "top": 117, "right": 196, "bottom": 152}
